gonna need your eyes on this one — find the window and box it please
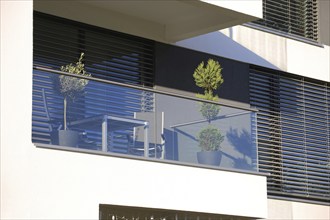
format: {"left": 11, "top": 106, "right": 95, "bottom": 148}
{"left": 33, "top": 12, "right": 154, "bottom": 86}
{"left": 250, "top": 66, "right": 330, "bottom": 204}
{"left": 251, "top": 0, "right": 318, "bottom": 41}
{"left": 33, "top": 12, "right": 155, "bottom": 149}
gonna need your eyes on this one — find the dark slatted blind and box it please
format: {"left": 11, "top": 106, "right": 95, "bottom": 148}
{"left": 250, "top": 66, "right": 330, "bottom": 204}
{"left": 251, "top": 0, "right": 318, "bottom": 41}
{"left": 34, "top": 12, "right": 154, "bottom": 86}
{"left": 33, "top": 12, "right": 155, "bottom": 151}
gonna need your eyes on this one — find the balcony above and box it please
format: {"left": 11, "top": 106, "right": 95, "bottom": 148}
{"left": 34, "top": 0, "right": 262, "bottom": 43}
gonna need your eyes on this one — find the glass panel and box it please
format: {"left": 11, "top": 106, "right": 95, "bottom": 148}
{"left": 162, "top": 94, "right": 257, "bottom": 171}
{"left": 32, "top": 70, "right": 257, "bottom": 172}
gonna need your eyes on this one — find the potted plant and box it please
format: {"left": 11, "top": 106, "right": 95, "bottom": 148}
{"left": 193, "top": 59, "right": 224, "bottom": 166}
{"left": 56, "top": 52, "right": 91, "bottom": 147}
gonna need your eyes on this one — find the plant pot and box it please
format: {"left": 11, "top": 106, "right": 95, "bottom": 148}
{"left": 197, "top": 151, "right": 222, "bottom": 166}
{"left": 50, "top": 130, "right": 59, "bottom": 145}
{"left": 58, "top": 130, "right": 79, "bottom": 147}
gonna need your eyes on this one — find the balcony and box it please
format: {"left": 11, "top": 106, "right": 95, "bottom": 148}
{"left": 34, "top": 0, "right": 262, "bottom": 43}
{"left": 33, "top": 67, "right": 258, "bottom": 172}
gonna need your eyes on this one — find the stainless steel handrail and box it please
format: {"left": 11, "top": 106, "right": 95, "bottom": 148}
{"left": 34, "top": 65, "right": 258, "bottom": 112}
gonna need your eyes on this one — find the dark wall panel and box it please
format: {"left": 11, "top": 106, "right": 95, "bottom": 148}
{"left": 155, "top": 42, "right": 250, "bottom": 104}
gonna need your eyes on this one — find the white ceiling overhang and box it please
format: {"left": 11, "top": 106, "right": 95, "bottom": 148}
{"left": 34, "top": 0, "right": 262, "bottom": 43}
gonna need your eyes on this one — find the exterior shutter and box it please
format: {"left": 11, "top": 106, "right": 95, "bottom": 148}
{"left": 251, "top": 0, "right": 318, "bottom": 41}
{"left": 250, "top": 66, "right": 330, "bottom": 204}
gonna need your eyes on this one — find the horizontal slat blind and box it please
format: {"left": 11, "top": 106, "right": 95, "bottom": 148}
{"left": 33, "top": 12, "right": 155, "bottom": 151}
{"left": 251, "top": 0, "right": 318, "bottom": 41}
{"left": 250, "top": 67, "right": 330, "bottom": 204}
{"left": 34, "top": 12, "right": 154, "bottom": 86}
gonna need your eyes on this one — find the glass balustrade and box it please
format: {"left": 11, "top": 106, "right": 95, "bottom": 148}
{"left": 32, "top": 69, "right": 258, "bottom": 171}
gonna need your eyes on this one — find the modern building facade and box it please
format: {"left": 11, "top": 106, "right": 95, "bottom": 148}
{"left": 1, "top": 1, "right": 329, "bottom": 219}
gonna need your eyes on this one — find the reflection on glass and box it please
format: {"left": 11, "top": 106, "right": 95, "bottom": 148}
{"left": 32, "top": 71, "right": 257, "bottom": 172}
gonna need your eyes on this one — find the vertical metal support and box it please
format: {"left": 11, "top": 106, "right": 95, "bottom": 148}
{"left": 160, "top": 111, "right": 165, "bottom": 159}
{"left": 102, "top": 115, "right": 108, "bottom": 152}
{"left": 144, "top": 122, "right": 149, "bottom": 157}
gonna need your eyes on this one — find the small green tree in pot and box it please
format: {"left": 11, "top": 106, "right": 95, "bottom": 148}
{"left": 56, "top": 53, "right": 91, "bottom": 147}
{"left": 197, "top": 125, "right": 224, "bottom": 151}
{"left": 193, "top": 59, "right": 224, "bottom": 166}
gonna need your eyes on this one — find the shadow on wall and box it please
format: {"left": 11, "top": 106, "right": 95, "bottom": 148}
{"left": 155, "top": 42, "right": 251, "bottom": 104}
{"left": 176, "top": 30, "right": 280, "bottom": 71}
{"left": 167, "top": 126, "right": 257, "bottom": 171}
{"left": 155, "top": 30, "right": 281, "bottom": 105}
{"left": 226, "top": 128, "right": 254, "bottom": 170}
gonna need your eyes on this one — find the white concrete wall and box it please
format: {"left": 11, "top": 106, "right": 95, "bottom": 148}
{"left": 1, "top": 1, "right": 34, "bottom": 218}
{"left": 1, "top": 1, "right": 267, "bottom": 219}
{"left": 177, "top": 26, "right": 330, "bottom": 82}
{"left": 267, "top": 199, "right": 330, "bottom": 220}
{"left": 286, "top": 38, "right": 330, "bottom": 82}
{"left": 27, "top": 149, "right": 268, "bottom": 219}
{"left": 201, "top": 0, "right": 262, "bottom": 19}
{"left": 34, "top": 0, "right": 261, "bottom": 44}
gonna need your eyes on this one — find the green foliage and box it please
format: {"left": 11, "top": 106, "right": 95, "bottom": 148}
{"left": 196, "top": 91, "right": 219, "bottom": 101}
{"left": 200, "top": 103, "right": 220, "bottom": 123}
{"left": 194, "top": 59, "right": 223, "bottom": 123}
{"left": 57, "top": 53, "right": 91, "bottom": 130}
{"left": 193, "top": 59, "right": 225, "bottom": 151}
{"left": 197, "top": 125, "right": 224, "bottom": 151}
{"left": 59, "top": 52, "right": 91, "bottom": 101}
{"left": 193, "top": 59, "right": 223, "bottom": 96}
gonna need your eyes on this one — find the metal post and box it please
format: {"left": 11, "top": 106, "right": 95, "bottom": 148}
{"left": 102, "top": 115, "right": 108, "bottom": 152}
{"left": 144, "top": 122, "right": 149, "bottom": 157}
{"left": 161, "top": 112, "right": 165, "bottom": 159}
